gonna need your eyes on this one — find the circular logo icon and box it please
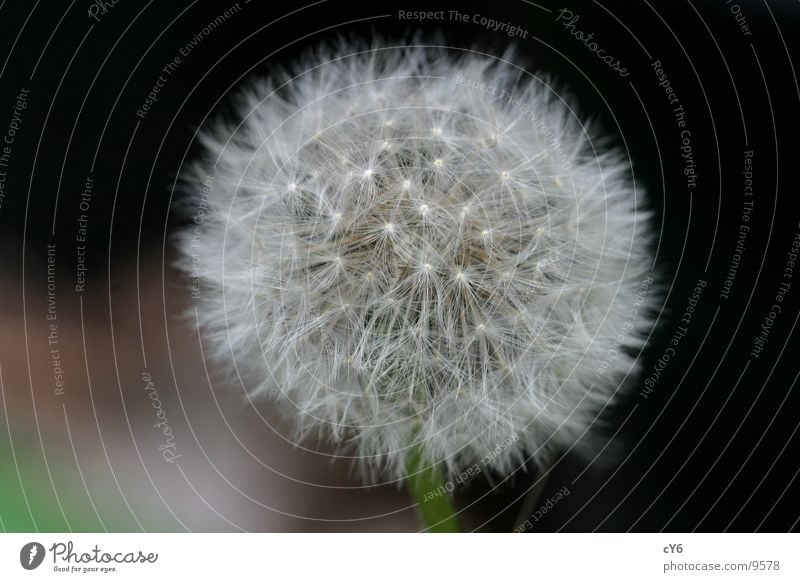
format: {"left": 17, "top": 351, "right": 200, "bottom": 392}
{"left": 20, "top": 542, "right": 45, "bottom": 570}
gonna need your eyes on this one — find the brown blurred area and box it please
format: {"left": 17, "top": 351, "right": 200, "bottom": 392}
{"left": 0, "top": 246, "right": 436, "bottom": 532}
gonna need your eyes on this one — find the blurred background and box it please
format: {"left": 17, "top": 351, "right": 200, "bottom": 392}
{"left": 1, "top": 0, "right": 799, "bottom": 532}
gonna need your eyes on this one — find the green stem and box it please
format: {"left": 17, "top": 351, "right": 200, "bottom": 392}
{"left": 405, "top": 444, "right": 460, "bottom": 532}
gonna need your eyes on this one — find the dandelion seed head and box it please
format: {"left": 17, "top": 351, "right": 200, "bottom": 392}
{"left": 177, "top": 41, "right": 658, "bottom": 482}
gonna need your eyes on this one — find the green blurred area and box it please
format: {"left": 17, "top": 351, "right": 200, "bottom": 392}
{"left": 0, "top": 425, "right": 137, "bottom": 532}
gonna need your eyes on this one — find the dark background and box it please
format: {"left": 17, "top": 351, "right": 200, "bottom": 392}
{"left": 0, "top": 0, "right": 798, "bottom": 532}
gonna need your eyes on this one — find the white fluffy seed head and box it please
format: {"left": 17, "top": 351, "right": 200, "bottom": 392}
{"left": 177, "top": 41, "right": 657, "bottom": 483}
